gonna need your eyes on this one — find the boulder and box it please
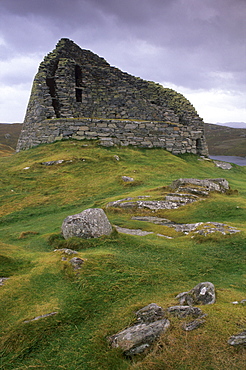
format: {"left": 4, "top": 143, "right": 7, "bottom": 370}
{"left": 176, "top": 282, "right": 216, "bottom": 305}
{"left": 61, "top": 208, "right": 112, "bottom": 239}
{"left": 109, "top": 318, "right": 170, "bottom": 356}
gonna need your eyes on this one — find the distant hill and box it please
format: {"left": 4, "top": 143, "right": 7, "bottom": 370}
{"left": 0, "top": 122, "right": 246, "bottom": 157}
{"left": 204, "top": 123, "right": 246, "bottom": 156}
{"left": 0, "top": 123, "right": 22, "bottom": 151}
{"left": 216, "top": 122, "right": 246, "bottom": 129}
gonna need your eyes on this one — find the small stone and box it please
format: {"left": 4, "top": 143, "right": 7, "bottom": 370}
{"left": 54, "top": 248, "right": 78, "bottom": 255}
{"left": 122, "top": 176, "right": 134, "bottom": 182}
{"left": 0, "top": 277, "right": 9, "bottom": 286}
{"left": 135, "top": 303, "right": 165, "bottom": 324}
{"left": 228, "top": 331, "right": 246, "bottom": 346}
{"left": 182, "top": 319, "right": 206, "bottom": 331}
{"left": 24, "top": 312, "right": 57, "bottom": 323}
{"left": 69, "top": 257, "right": 84, "bottom": 269}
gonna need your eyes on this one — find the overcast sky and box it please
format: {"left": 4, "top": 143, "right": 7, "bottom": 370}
{"left": 0, "top": 0, "right": 245, "bottom": 124}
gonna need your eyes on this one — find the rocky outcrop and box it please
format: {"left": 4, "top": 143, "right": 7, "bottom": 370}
{"left": 109, "top": 294, "right": 214, "bottom": 357}
{"left": 114, "top": 226, "right": 153, "bottom": 236}
{"left": 61, "top": 208, "right": 112, "bottom": 239}
{"left": 107, "top": 178, "right": 230, "bottom": 212}
{"left": 170, "top": 178, "right": 230, "bottom": 194}
{"left": 108, "top": 178, "right": 240, "bottom": 239}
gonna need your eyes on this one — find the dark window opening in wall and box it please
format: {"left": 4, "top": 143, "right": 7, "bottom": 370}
{"left": 196, "top": 138, "right": 202, "bottom": 155}
{"left": 46, "top": 77, "right": 61, "bottom": 118}
{"left": 75, "top": 65, "right": 82, "bottom": 87}
{"left": 76, "top": 88, "right": 82, "bottom": 102}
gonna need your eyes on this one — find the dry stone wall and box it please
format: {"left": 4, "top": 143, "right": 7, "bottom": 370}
{"left": 16, "top": 38, "right": 208, "bottom": 156}
{"left": 17, "top": 117, "right": 207, "bottom": 155}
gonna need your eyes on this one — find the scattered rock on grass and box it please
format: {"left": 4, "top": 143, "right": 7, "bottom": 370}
{"left": 228, "top": 331, "right": 246, "bottom": 346}
{"left": 69, "top": 257, "right": 84, "bottom": 270}
{"left": 176, "top": 282, "right": 216, "bottom": 305}
{"left": 41, "top": 160, "right": 65, "bottom": 165}
{"left": 122, "top": 176, "right": 134, "bottom": 182}
{"left": 54, "top": 248, "right": 78, "bottom": 255}
{"left": 214, "top": 161, "right": 232, "bottom": 170}
{"left": 182, "top": 319, "right": 206, "bottom": 331}
{"left": 109, "top": 303, "right": 170, "bottom": 356}
{"left": 0, "top": 277, "right": 9, "bottom": 286}
{"left": 24, "top": 312, "right": 58, "bottom": 323}
{"left": 167, "top": 306, "right": 205, "bottom": 318}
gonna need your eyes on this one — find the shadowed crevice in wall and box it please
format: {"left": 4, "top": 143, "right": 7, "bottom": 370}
{"left": 45, "top": 60, "right": 61, "bottom": 118}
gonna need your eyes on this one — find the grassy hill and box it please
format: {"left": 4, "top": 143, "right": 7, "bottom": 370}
{"left": 204, "top": 123, "right": 246, "bottom": 156}
{"left": 0, "top": 123, "right": 22, "bottom": 151}
{"left": 0, "top": 139, "right": 245, "bottom": 369}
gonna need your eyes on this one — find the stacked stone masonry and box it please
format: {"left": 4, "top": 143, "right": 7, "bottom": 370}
{"left": 16, "top": 38, "right": 209, "bottom": 156}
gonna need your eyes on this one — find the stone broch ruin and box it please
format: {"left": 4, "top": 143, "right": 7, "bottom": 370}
{"left": 16, "top": 38, "right": 208, "bottom": 155}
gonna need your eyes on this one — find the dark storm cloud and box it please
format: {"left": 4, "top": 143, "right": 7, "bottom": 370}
{"left": 1, "top": 0, "right": 245, "bottom": 90}
{"left": 0, "top": 0, "right": 245, "bottom": 122}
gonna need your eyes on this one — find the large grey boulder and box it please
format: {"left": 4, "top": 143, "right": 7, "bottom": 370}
{"left": 176, "top": 282, "right": 216, "bottom": 305}
{"left": 61, "top": 208, "right": 112, "bottom": 239}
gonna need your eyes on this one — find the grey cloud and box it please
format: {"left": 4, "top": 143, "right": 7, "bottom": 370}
{"left": 0, "top": 0, "right": 245, "bottom": 92}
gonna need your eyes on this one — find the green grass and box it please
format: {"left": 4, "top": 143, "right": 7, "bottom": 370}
{"left": 0, "top": 140, "right": 245, "bottom": 369}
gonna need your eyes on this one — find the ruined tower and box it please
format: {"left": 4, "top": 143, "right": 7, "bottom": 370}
{"left": 16, "top": 38, "right": 208, "bottom": 155}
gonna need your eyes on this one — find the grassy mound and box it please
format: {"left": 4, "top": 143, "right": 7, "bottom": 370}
{"left": 0, "top": 140, "right": 245, "bottom": 369}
